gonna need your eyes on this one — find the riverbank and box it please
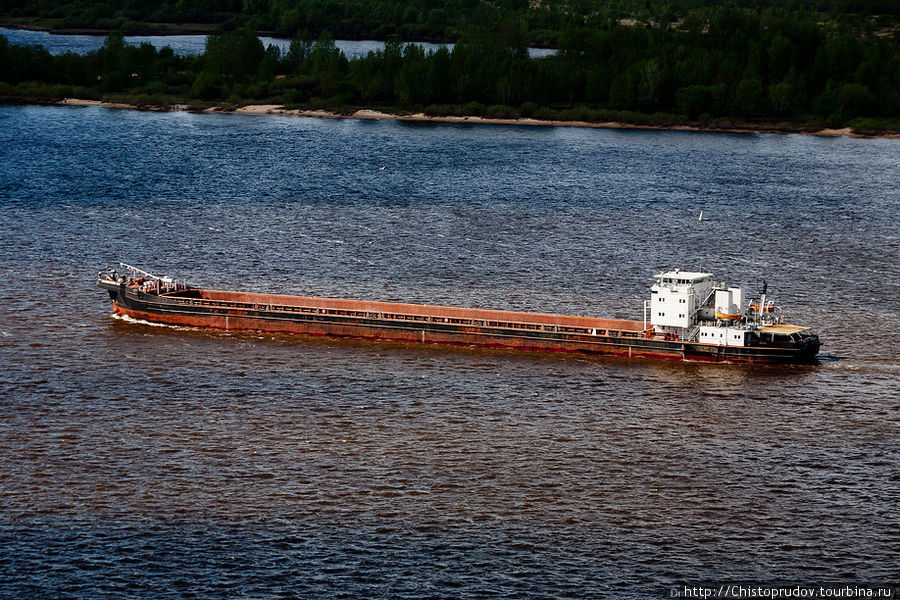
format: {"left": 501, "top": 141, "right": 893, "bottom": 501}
{"left": 4, "top": 18, "right": 898, "bottom": 139}
{"left": 47, "top": 98, "right": 899, "bottom": 139}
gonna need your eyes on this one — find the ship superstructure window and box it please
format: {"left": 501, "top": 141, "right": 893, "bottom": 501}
{"left": 650, "top": 270, "right": 713, "bottom": 331}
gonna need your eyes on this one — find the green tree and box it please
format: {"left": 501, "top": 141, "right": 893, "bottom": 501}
{"left": 202, "top": 27, "right": 265, "bottom": 83}
{"left": 285, "top": 31, "right": 313, "bottom": 72}
{"left": 676, "top": 84, "right": 724, "bottom": 119}
{"left": 733, "top": 78, "right": 764, "bottom": 117}
{"left": 768, "top": 81, "right": 793, "bottom": 116}
{"left": 837, "top": 82, "right": 873, "bottom": 116}
{"left": 190, "top": 70, "right": 222, "bottom": 98}
{"left": 637, "top": 58, "right": 664, "bottom": 111}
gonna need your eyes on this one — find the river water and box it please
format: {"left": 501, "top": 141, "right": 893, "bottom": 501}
{"left": 0, "top": 26, "right": 556, "bottom": 58}
{"left": 0, "top": 105, "right": 897, "bottom": 598}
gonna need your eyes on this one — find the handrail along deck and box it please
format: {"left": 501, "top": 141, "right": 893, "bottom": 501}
{"left": 157, "top": 293, "right": 641, "bottom": 338}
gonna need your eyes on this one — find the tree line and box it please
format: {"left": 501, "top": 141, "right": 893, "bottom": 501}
{"left": 2, "top": 0, "right": 898, "bottom": 44}
{"left": 1, "top": 6, "right": 898, "bottom": 132}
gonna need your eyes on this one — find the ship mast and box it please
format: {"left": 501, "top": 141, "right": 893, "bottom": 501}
{"left": 118, "top": 262, "right": 165, "bottom": 280}
{"left": 114, "top": 262, "right": 180, "bottom": 290}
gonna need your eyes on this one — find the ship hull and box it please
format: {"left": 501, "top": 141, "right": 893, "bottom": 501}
{"left": 103, "top": 283, "right": 820, "bottom": 364}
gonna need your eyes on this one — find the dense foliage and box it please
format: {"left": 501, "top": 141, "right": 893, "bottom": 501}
{"left": 1, "top": 6, "right": 899, "bottom": 131}
{"left": 2, "top": 0, "right": 899, "bottom": 43}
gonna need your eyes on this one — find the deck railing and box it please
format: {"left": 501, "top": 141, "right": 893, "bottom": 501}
{"left": 159, "top": 295, "right": 641, "bottom": 338}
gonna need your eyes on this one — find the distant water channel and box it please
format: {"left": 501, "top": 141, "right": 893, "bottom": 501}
{"left": 0, "top": 26, "right": 557, "bottom": 58}
{"left": 1, "top": 105, "right": 898, "bottom": 598}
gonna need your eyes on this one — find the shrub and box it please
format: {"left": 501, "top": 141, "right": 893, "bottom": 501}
{"left": 424, "top": 103, "right": 453, "bottom": 116}
{"left": 461, "top": 101, "right": 486, "bottom": 116}
{"left": 532, "top": 107, "right": 559, "bottom": 121}
{"left": 486, "top": 104, "right": 518, "bottom": 119}
{"left": 519, "top": 101, "right": 539, "bottom": 118}
{"left": 848, "top": 117, "right": 900, "bottom": 135}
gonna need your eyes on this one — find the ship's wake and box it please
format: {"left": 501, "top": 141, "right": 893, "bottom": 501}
{"left": 111, "top": 313, "right": 194, "bottom": 331}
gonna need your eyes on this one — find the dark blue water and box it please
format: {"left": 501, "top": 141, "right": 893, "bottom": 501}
{"left": 1, "top": 105, "right": 898, "bottom": 598}
{"left": 0, "top": 26, "right": 556, "bottom": 58}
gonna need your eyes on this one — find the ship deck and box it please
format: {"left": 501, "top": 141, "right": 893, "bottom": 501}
{"left": 758, "top": 324, "right": 811, "bottom": 335}
{"left": 163, "top": 288, "right": 646, "bottom": 335}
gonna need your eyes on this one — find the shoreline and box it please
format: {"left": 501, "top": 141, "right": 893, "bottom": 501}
{"left": 49, "top": 98, "right": 900, "bottom": 139}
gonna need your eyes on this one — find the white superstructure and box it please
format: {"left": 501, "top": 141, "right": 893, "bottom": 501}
{"left": 648, "top": 270, "right": 712, "bottom": 330}
{"left": 644, "top": 269, "right": 781, "bottom": 346}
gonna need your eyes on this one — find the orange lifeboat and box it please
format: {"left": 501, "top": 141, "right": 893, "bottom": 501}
{"left": 715, "top": 311, "right": 741, "bottom": 320}
{"left": 750, "top": 303, "right": 775, "bottom": 313}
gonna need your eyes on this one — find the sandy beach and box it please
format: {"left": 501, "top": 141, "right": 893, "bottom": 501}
{"left": 56, "top": 98, "right": 898, "bottom": 138}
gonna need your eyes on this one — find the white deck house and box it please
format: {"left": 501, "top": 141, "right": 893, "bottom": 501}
{"left": 647, "top": 269, "right": 751, "bottom": 346}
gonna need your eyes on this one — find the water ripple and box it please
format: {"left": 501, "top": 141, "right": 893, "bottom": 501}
{"left": 0, "top": 106, "right": 898, "bottom": 598}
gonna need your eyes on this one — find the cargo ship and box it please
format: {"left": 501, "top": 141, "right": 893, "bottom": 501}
{"left": 98, "top": 264, "right": 821, "bottom": 363}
